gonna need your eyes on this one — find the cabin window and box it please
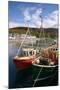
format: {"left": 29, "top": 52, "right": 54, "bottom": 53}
{"left": 25, "top": 51, "right": 28, "bottom": 56}
{"left": 22, "top": 51, "right": 29, "bottom": 56}
{"left": 23, "top": 51, "right": 26, "bottom": 56}
{"left": 53, "top": 48, "right": 55, "bottom": 51}
{"left": 29, "top": 51, "right": 33, "bottom": 56}
{"left": 56, "top": 48, "right": 57, "bottom": 51}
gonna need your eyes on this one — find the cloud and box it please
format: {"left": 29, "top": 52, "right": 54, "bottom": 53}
{"left": 8, "top": 22, "right": 25, "bottom": 28}
{"left": 32, "top": 8, "right": 42, "bottom": 20}
{"left": 23, "top": 7, "right": 36, "bottom": 19}
{"left": 23, "top": 8, "right": 42, "bottom": 27}
{"left": 31, "top": 8, "right": 42, "bottom": 27}
{"left": 43, "top": 10, "right": 58, "bottom": 28}
{"left": 23, "top": 8, "right": 58, "bottom": 28}
{"left": 8, "top": 22, "right": 20, "bottom": 28}
{"left": 23, "top": 8, "right": 31, "bottom": 21}
{"left": 9, "top": 8, "right": 58, "bottom": 28}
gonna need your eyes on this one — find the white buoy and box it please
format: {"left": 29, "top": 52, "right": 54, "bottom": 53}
{"left": 36, "top": 59, "right": 40, "bottom": 64}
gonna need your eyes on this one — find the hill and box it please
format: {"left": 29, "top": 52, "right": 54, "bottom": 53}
{"left": 9, "top": 27, "right": 58, "bottom": 38}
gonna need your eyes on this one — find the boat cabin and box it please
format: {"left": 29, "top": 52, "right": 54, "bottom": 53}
{"left": 18, "top": 48, "right": 36, "bottom": 57}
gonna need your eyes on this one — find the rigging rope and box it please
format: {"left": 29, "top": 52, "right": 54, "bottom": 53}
{"left": 28, "top": 28, "right": 34, "bottom": 48}
{"left": 36, "top": 15, "right": 47, "bottom": 53}
{"left": 16, "top": 29, "right": 29, "bottom": 56}
{"left": 25, "top": 21, "right": 34, "bottom": 48}
{"left": 33, "top": 67, "right": 43, "bottom": 87}
{"left": 16, "top": 21, "right": 34, "bottom": 56}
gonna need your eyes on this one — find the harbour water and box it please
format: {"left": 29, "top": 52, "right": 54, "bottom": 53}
{"left": 9, "top": 41, "right": 58, "bottom": 89}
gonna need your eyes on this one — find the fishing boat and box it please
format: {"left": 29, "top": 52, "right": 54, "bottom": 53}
{"left": 31, "top": 13, "right": 58, "bottom": 87}
{"left": 31, "top": 42, "right": 58, "bottom": 86}
{"left": 13, "top": 48, "right": 36, "bottom": 69}
{"left": 13, "top": 11, "right": 58, "bottom": 70}
{"left": 13, "top": 21, "right": 37, "bottom": 70}
{"left": 32, "top": 12, "right": 58, "bottom": 68}
{"left": 32, "top": 44, "right": 58, "bottom": 67}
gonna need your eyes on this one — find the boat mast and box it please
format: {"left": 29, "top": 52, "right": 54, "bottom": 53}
{"left": 37, "top": 11, "right": 47, "bottom": 50}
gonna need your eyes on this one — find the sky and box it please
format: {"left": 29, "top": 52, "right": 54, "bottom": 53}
{"left": 8, "top": 1, "right": 58, "bottom": 28}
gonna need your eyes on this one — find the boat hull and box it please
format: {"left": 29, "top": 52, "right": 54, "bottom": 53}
{"left": 13, "top": 58, "right": 34, "bottom": 70}
{"left": 32, "top": 64, "right": 58, "bottom": 80}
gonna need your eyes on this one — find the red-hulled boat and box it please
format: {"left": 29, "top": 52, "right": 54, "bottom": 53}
{"left": 13, "top": 48, "right": 36, "bottom": 70}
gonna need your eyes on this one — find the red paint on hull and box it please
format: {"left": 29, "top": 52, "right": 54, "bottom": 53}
{"left": 13, "top": 58, "right": 34, "bottom": 70}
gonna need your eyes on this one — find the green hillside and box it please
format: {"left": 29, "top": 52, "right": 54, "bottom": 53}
{"left": 9, "top": 27, "right": 58, "bottom": 38}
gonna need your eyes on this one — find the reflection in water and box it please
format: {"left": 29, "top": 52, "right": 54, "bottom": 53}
{"left": 14, "top": 66, "right": 58, "bottom": 88}
{"left": 15, "top": 67, "right": 34, "bottom": 88}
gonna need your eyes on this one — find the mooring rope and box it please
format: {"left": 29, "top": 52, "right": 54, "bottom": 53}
{"left": 33, "top": 67, "right": 43, "bottom": 87}
{"left": 34, "top": 74, "right": 54, "bottom": 82}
